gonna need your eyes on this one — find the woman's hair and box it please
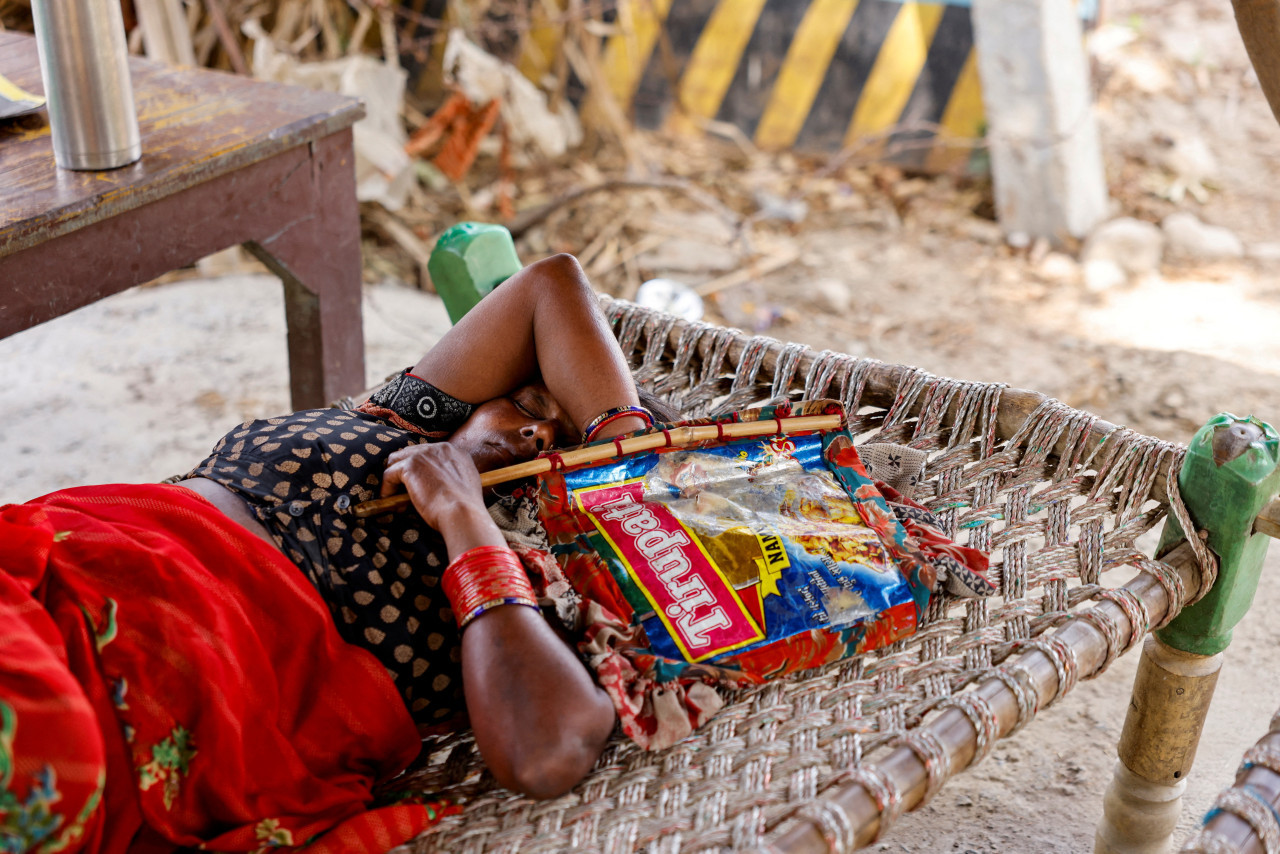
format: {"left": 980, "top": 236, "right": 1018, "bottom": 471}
{"left": 638, "top": 388, "right": 685, "bottom": 424}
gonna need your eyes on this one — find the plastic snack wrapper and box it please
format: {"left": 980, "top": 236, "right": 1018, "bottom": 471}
{"left": 521, "top": 400, "right": 992, "bottom": 750}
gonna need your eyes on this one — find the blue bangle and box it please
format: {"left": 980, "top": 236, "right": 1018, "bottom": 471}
{"left": 582, "top": 405, "right": 653, "bottom": 442}
{"left": 458, "top": 596, "right": 540, "bottom": 631}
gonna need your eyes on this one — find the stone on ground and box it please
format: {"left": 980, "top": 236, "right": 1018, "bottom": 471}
{"left": 1162, "top": 212, "right": 1245, "bottom": 260}
{"left": 1082, "top": 217, "right": 1165, "bottom": 277}
{"left": 1084, "top": 259, "right": 1129, "bottom": 293}
{"left": 812, "top": 278, "right": 854, "bottom": 314}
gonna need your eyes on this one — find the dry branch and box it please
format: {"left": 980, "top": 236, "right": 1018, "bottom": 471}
{"left": 695, "top": 246, "right": 801, "bottom": 297}
{"left": 506, "top": 177, "right": 745, "bottom": 241}
{"left": 203, "top": 0, "right": 248, "bottom": 74}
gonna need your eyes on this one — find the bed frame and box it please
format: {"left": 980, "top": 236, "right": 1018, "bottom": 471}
{"left": 1184, "top": 699, "right": 1280, "bottom": 852}
{"left": 388, "top": 4, "right": 1280, "bottom": 834}
{"left": 378, "top": 224, "right": 1280, "bottom": 854}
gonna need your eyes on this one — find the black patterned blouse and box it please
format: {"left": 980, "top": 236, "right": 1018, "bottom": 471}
{"left": 183, "top": 370, "right": 477, "bottom": 729}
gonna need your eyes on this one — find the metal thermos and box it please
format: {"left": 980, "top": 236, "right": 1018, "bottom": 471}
{"left": 30, "top": 0, "right": 142, "bottom": 170}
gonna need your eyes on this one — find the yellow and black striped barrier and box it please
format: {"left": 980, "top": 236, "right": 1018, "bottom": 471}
{"left": 518, "top": 0, "right": 993, "bottom": 173}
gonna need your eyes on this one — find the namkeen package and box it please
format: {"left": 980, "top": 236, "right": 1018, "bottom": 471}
{"left": 530, "top": 401, "right": 993, "bottom": 749}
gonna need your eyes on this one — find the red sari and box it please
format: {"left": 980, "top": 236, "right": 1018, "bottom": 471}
{"left": 0, "top": 484, "right": 458, "bottom": 853}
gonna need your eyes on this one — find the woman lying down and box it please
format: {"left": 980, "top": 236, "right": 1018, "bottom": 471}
{"left": 0, "top": 253, "right": 991, "bottom": 853}
{"left": 0, "top": 255, "right": 670, "bottom": 852}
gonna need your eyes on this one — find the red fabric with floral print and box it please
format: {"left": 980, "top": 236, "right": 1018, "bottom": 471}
{"left": 0, "top": 484, "right": 460, "bottom": 853}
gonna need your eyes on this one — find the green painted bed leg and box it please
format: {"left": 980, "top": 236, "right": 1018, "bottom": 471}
{"left": 1156, "top": 413, "right": 1280, "bottom": 654}
{"left": 1095, "top": 413, "right": 1280, "bottom": 854}
{"left": 427, "top": 222, "right": 522, "bottom": 324}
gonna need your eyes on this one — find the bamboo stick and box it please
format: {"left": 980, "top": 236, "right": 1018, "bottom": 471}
{"left": 767, "top": 540, "right": 1203, "bottom": 853}
{"left": 345, "top": 297, "right": 1280, "bottom": 533}
{"left": 351, "top": 413, "right": 842, "bottom": 518}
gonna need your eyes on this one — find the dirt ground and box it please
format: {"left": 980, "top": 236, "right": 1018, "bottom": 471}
{"left": 3, "top": 0, "right": 1279, "bottom": 850}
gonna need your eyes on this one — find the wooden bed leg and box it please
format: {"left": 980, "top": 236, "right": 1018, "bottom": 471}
{"left": 1094, "top": 414, "right": 1280, "bottom": 854}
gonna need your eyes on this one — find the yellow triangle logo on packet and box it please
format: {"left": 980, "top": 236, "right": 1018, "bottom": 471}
{"left": 754, "top": 533, "right": 789, "bottom": 599}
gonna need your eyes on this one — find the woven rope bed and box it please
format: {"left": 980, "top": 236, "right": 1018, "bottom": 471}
{"left": 1182, "top": 706, "right": 1280, "bottom": 854}
{"left": 1183, "top": 703, "right": 1280, "bottom": 853}
{"left": 383, "top": 295, "right": 1233, "bottom": 854}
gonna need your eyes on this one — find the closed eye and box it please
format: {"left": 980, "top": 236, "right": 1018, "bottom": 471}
{"left": 513, "top": 388, "right": 575, "bottom": 445}
{"left": 512, "top": 398, "right": 539, "bottom": 420}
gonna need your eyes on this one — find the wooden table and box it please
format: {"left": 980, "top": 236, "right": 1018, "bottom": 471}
{"left": 0, "top": 32, "right": 367, "bottom": 410}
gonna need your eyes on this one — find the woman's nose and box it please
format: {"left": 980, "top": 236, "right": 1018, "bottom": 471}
{"left": 520, "top": 421, "right": 556, "bottom": 453}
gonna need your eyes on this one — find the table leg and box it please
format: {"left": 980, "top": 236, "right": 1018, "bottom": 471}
{"left": 245, "top": 130, "right": 366, "bottom": 411}
{"left": 1, "top": 129, "right": 367, "bottom": 413}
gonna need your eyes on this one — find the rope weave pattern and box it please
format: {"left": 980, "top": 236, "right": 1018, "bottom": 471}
{"left": 836, "top": 767, "right": 903, "bottom": 844}
{"left": 939, "top": 692, "right": 1000, "bottom": 768}
{"left": 1186, "top": 710, "right": 1280, "bottom": 853}
{"left": 1242, "top": 745, "right": 1280, "bottom": 778}
{"left": 898, "top": 730, "right": 952, "bottom": 805}
{"left": 794, "top": 800, "right": 856, "bottom": 854}
{"left": 991, "top": 666, "right": 1039, "bottom": 736}
{"left": 1182, "top": 830, "right": 1248, "bottom": 854}
{"left": 1012, "top": 636, "right": 1079, "bottom": 703}
{"left": 712, "top": 336, "right": 773, "bottom": 417}
{"left": 1205, "top": 788, "right": 1280, "bottom": 854}
{"left": 403, "top": 299, "right": 1219, "bottom": 854}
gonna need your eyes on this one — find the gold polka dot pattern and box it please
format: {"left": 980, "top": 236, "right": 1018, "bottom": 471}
{"left": 184, "top": 407, "right": 472, "bottom": 727}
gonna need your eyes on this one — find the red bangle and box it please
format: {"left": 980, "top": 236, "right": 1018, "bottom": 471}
{"left": 583, "top": 405, "right": 654, "bottom": 442}
{"left": 441, "top": 546, "right": 538, "bottom": 630}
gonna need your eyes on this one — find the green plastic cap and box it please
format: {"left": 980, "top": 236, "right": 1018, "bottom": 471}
{"left": 427, "top": 223, "right": 523, "bottom": 324}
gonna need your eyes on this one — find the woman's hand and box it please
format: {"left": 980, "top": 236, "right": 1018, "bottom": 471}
{"left": 383, "top": 443, "right": 614, "bottom": 799}
{"left": 380, "top": 443, "right": 506, "bottom": 553}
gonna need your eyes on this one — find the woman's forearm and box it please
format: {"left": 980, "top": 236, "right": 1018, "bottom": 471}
{"left": 461, "top": 606, "right": 616, "bottom": 798}
{"left": 438, "top": 501, "right": 615, "bottom": 798}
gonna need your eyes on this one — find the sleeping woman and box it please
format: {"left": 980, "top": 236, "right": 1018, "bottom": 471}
{"left": 0, "top": 254, "right": 664, "bottom": 853}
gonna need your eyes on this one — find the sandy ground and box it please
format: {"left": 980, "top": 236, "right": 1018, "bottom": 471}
{"left": 0, "top": 275, "right": 453, "bottom": 499}
{"left": 4, "top": 0, "right": 1280, "bottom": 850}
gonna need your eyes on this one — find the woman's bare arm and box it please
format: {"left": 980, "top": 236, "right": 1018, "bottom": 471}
{"left": 413, "top": 254, "right": 647, "bottom": 439}
{"left": 381, "top": 443, "right": 616, "bottom": 798}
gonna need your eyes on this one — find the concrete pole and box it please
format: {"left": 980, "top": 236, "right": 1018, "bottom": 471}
{"left": 968, "top": 0, "right": 1109, "bottom": 246}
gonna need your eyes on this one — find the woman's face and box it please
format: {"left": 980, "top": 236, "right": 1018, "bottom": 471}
{"left": 447, "top": 384, "right": 578, "bottom": 473}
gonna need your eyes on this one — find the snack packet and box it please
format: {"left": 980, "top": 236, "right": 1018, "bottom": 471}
{"left": 531, "top": 400, "right": 989, "bottom": 749}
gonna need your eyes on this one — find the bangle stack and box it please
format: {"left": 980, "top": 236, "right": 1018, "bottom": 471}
{"left": 441, "top": 545, "right": 539, "bottom": 631}
{"left": 583, "top": 405, "right": 654, "bottom": 442}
